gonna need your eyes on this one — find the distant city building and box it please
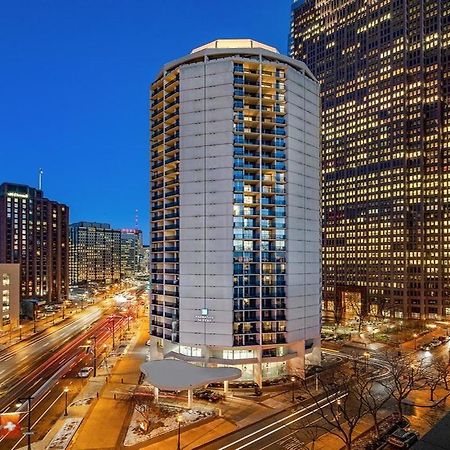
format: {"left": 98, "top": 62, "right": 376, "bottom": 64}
{"left": 150, "top": 39, "right": 321, "bottom": 383}
{"left": 69, "top": 222, "right": 121, "bottom": 286}
{"left": 120, "top": 228, "right": 143, "bottom": 278}
{"left": 0, "top": 264, "right": 20, "bottom": 330}
{"left": 0, "top": 183, "right": 69, "bottom": 303}
{"left": 290, "top": 0, "right": 450, "bottom": 320}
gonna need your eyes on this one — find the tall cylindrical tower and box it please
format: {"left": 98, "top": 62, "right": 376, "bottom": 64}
{"left": 150, "top": 39, "right": 321, "bottom": 384}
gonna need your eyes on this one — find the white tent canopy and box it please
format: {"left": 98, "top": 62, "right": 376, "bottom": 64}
{"left": 140, "top": 360, "right": 242, "bottom": 391}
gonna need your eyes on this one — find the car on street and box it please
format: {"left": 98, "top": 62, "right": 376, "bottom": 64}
{"left": 387, "top": 429, "right": 419, "bottom": 448}
{"left": 77, "top": 366, "right": 94, "bottom": 378}
{"left": 430, "top": 338, "right": 441, "bottom": 347}
{"left": 420, "top": 343, "right": 431, "bottom": 351}
{"left": 438, "top": 335, "right": 449, "bottom": 343}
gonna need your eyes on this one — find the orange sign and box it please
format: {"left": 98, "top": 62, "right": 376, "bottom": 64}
{"left": 0, "top": 413, "right": 22, "bottom": 439}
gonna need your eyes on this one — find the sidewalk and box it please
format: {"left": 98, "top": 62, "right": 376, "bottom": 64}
{"left": 400, "top": 327, "right": 446, "bottom": 352}
{"left": 22, "top": 317, "right": 148, "bottom": 450}
{"left": 404, "top": 387, "right": 450, "bottom": 407}
{"left": 70, "top": 319, "right": 149, "bottom": 450}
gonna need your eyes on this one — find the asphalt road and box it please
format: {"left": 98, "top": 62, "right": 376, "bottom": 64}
{"left": 0, "top": 306, "right": 128, "bottom": 450}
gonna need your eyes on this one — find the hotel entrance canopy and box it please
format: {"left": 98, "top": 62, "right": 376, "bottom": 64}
{"left": 140, "top": 360, "right": 241, "bottom": 391}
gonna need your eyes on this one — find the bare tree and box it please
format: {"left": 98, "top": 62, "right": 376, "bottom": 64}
{"left": 300, "top": 369, "right": 367, "bottom": 450}
{"left": 131, "top": 386, "right": 156, "bottom": 433}
{"left": 432, "top": 356, "right": 450, "bottom": 390}
{"left": 353, "top": 371, "right": 390, "bottom": 438}
{"left": 424, "top": 366, "right": 442, "bottom": 402}
{"left": 303, "top": 422, "right": 321, "bottom": 450}
{"left": 378, "top": 352, "right": 425, "bottom": 418}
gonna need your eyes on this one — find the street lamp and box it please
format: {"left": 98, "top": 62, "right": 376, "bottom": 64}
{"left": 363, "top": 352, "right": 370, "bottom": 371}
{"left": 33, "top": 304, "right": 37, "bottom": 334}
{"left": 64, "top": 387, "right": 69, "bottom": 416}
{"left": 109, "top": 316, "right": 116, "bottom": 349}
{"left": 413, "top": 333, "right": 418, "bottom": 350}
{"left": 19, "top": 325, "right": 22, "bottom": 341}
{"left": 176, "top": 414, "right": 183, "bottom": 450}
{"left": 52, "top": 312, "right": 56, "bottom": 326}
{"left": 291, "top": 376, "right": 296, "bottom": 402}
{"left": 17, "top": 396, "right": 34, "bottom": 450}
{"left": 87, "top": 336, "right": 98, "bottom": 377}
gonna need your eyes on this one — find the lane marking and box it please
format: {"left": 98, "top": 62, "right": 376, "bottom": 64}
{"left": 218, "top": 392, "right": 345, "bottom": 450}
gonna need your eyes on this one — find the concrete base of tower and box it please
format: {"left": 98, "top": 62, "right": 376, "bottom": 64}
{"left": 148, "top": 336, "right": 321, "bottom": 384}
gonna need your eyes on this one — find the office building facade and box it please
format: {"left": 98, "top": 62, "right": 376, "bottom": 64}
{"left": 0, "top": 183, "right": 69, "bottom": 303}
{"left": 150, "top": 39, "right": 321, "bottom": 383}
{"left": 290, "top": 0, "right": 450, "bottom": 321}
{"left": 69, "top": 222, "right": 121, "bottom": 286}
{"left": 120, "top": 228, "right": 143, "bottom": 278}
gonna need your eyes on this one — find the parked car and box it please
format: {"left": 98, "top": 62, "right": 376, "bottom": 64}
{"left": 77, "top": 367, "right": 94, "bottom": 378}
{"left": 430, "top": 338, "right": 441, "bottom": 347}
{"left": 420, "top": 343, "right": 431, "bottom": 351}
{"left": 387, "top": 429, "right": 419, "bottom": 448}
{"left": 438, "top": 335, "right": 449, "bottom": 343}
{"left": 193, "top": 389, "right": 223, "bottom": 403}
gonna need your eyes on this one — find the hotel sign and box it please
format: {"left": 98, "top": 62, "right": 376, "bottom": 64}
{"left": 7, "top": 192, "right": 29, "bottom": 199}
{"left": 194, "top": 308, "right": 215, "bottom": 323}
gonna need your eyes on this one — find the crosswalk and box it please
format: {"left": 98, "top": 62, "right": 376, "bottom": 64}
{"left": 277, "top": 435, "right": 306, "bottom": 450}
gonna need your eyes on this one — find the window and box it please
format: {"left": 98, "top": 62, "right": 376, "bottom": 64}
{"left": 2, "top": 274, "right": 10, "bottom": 286}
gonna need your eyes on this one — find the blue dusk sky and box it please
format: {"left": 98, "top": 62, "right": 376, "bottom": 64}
{"left": 0, "top": 1, "right": 292, "bottom": 242}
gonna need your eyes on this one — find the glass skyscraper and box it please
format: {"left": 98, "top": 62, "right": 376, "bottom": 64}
{"left": 291, "top": 0, "right": 450, "bottom": 320}
{"left": 150, "top": 39, "right": 321, "bottom": 383}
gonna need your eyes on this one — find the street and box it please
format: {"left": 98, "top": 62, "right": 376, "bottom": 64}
{"left": 0, "top": 288, "right": 141, "bottom": 450}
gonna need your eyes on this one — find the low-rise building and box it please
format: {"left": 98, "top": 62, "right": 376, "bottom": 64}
{"left": 0, "top": 263, "right": 20, "bottom": 331}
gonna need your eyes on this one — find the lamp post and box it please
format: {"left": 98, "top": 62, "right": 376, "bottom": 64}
{"left": 291, "top": 376, "right": 296, "bottom": 402}
{"left": 109, "top": 316, "right": 116, "bottom": 349}
{"left": 176, "top": 414, "right": 183, "bottom": 450}
{"left": 92, "top": 336, "right": 97, "bottom": 377}
{"left": 17, "top": 396, "right": 34, "bottom": 450}
{"left": 33, "top": 305, "right": 37, "bottom": 333}
{"left": 52, "top": 312, "right": 56, "bottom": 326}
{"left": 413, "top": 333, "right": 418, "bottom": 350}
{"left": 64, "top": 387, "right": 69, "bottom": 416}
{"left": 127, "top": 316, "right": 131, "bottom": 332}
{"left": 19, "top": 325, "right": 22, "bottom": 341}
{"left": 363, "top": 352, "right": 370, "bottom": 371}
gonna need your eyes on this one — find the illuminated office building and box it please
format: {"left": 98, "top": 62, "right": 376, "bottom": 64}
{"left": 290, "top": 0, "right": 450, "bottom": 320}
{"left": 0, "top": 183, "right": 69, "bottom": 303}
{"left": 150, "top": 39, "right": 321, "bottom": 383}
{"left": 69, "top": 222, "right": 121, "bottom": 286}
{"left": 120, "top": 228, "right": 143, "bottom": 278}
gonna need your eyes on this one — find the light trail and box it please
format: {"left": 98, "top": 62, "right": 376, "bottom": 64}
{"left": 217, "top": 392, "right": 346, "bottom": 450}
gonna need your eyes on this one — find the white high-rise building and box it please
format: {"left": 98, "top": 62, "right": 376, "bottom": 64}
{"left": 150, "top": 39, "right": 321, "bottom": 384}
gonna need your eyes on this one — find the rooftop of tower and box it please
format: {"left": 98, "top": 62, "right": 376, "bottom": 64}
{"left": 191, "top": 39, "right": 279, "bottom": 54}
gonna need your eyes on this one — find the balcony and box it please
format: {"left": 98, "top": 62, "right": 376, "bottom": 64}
{"left": 164, "top": 88, "right": 179, "bottom": 100}
{"left": 165, "top": 200, "right": 179, "bottom": 209}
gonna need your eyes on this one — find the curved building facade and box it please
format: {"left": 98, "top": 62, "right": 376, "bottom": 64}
{"left": 149, "top": 39, "right": 321, "bottom": 384}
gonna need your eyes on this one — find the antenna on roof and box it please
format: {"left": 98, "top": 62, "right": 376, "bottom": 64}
{"left": 38, "top": 168, "right": 44, "bottom": 190}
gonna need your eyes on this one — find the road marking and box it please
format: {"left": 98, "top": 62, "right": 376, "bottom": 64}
{"left": 218, "top": 393, "right": 346, "bottom": 450}
{"left": 259, "top": 415, "right": 323, "bottom": 450}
